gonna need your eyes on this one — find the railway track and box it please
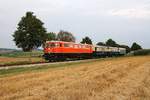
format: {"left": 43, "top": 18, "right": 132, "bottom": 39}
{"left": 0, "top": 58, "right": 101, "bottom": 70}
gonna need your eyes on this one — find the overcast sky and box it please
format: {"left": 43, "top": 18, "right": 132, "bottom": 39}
{"left": 0, "top": 0, "right": 150, "bottom": 49}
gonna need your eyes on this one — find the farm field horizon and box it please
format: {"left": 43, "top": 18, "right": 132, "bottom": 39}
{"left": 0, "top": 56, "right": 150, "bottom": 100}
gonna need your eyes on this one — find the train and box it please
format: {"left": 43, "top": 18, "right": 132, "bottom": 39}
{"left": 43, "top": 41, "right": 126, "bottom": 61}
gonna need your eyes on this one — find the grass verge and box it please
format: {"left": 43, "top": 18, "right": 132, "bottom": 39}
{"left": 0, "top": 58, "right": 107, "bottom": 77}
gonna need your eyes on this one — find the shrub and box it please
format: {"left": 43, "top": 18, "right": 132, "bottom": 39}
{"left": 133, "top": 49, "right": 150, "bottom": 56}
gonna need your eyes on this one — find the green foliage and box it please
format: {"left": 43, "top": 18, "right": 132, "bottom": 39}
{"left": 81, "top": 36, "right": 92, "bottom": 44}
{"left": 46, "top": 32, "right": 57, "bottom": 41}
{"left": 106, "top": 39, "right": 118, "bottom": 47}
{"left": 131, "top": 42, "right": 142, "bottom": 51}
{"left": 13, "top": 12, "right": 47, "bottom": 51}
{"left": 57, "top": 30, "right": 75, "bottom": 42}
{"left": 97, "top": 42, "right": 106, "bottom": 46}
{"left": 129, "top": 49, "right": 150, "bottom": 56}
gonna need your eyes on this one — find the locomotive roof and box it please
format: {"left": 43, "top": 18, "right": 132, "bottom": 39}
{"left": 46, "top": 41, "right": 92, "bottom": 46}
{"left": 94, "top": 45, "right": 126, "bottom": 50}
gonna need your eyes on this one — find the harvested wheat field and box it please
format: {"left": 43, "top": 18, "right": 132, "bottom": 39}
{"left": 0, "top": 56, "right": 150, "bottom": 100}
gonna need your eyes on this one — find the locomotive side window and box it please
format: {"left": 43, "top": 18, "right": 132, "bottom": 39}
{"left": 82, "top": 45, "right": 86, "bottom": 48}
{"left": 63, "top": 43, "right": 74, "bottom": 48}
{"left": 85, "top": 45, "right": 89, "bottom": 49}
{"left": 64, "top": 43, "right": 70, "bottom": 47}
{"left": 74, "top": 45, "right": 78, "bottom": 48}
{"left": 70, "top": 44, "right": 73, "bottom": 48}
{"left": 56, "top": 43, "right": 59, "bottom": 47}
{"left": 78, "top": 45, "right": 82, "bottom": 48}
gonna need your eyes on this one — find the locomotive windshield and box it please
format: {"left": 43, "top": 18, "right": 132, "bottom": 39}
{"left": 50, "top": 43, "right": 55, "bottom": 47}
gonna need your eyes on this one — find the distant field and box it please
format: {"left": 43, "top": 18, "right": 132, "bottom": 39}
{"left": 0, "top": 50, "right": 43, "bottom": 57}
{"left": 0, "top": 51, "right": 45, "bottom": 66}
{"left": 0, "top": 56, "right": 150, "bottom": 100}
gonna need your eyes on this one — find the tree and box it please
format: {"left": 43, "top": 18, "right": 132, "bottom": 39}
{"left": 80, "top": 36, "right": 92, "bottom": 44}
{"left": 46, "top": 32, "right": 57, "bottom": 41}
{"left": 97, "top": 42, "right": 106, "bottom": 46}
{"left": 131, "top": 42, "right": 142, "bottom": 51}
{"left": 57, "top": 30, "right": 75, "bottom": 42}
{"left": 106, "top": 39, "right": 117, "bottom": 47}
{"left": 13, "top": 12, "right": 47, "bottom": 51}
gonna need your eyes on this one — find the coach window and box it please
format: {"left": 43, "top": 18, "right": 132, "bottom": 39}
{"left": 101, "top": 47, "right": 105, "bottom": 51}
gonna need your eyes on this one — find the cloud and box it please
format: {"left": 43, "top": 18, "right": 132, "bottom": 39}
{"left": 109, "top": 7, "right": 150, "bottom": 19}
{"left": 0, "top": 0, "right": 150, "bottom": 48}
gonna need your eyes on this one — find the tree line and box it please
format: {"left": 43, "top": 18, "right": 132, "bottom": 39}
{"left": 13, "top": 12, "right": 142, "bottom": 52}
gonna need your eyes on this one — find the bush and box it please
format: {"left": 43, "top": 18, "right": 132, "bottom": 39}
{"left": 132, "top": 49, "right": 150, "bottom": 56}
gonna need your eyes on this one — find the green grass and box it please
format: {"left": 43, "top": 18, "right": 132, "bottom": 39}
{"left": 133, "top": 49, "right": 150, "bottom": 56}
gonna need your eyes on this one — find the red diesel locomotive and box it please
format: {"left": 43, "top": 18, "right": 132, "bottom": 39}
{"left": 44, "top": 41, "right": 93, "bottom": 61}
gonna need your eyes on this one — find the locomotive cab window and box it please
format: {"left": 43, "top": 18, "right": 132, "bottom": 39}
{"left": 50, "top": 43, "right": 55, "bottom": 47}
{"left": 48, "top": 43, "right": 58, "bottom": 48}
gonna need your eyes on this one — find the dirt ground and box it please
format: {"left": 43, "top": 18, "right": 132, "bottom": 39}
{"left": 0, "top": 56, "right": 150, "bottom": 100}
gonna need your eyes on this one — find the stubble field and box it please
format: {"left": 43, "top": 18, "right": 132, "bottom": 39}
{"left": 0, "top": 56, "right": 150, "bottom": 100}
